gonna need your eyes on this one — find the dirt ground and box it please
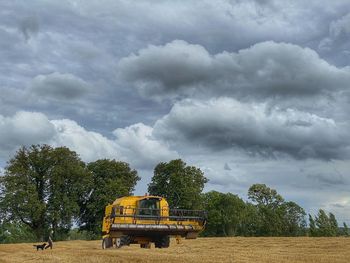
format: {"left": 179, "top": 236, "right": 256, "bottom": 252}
{"left": 0, "top": 237, "right": 349, "bottom": 263}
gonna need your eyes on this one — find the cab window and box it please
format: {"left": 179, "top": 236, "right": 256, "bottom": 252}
{"left": 138, "top": 198, "right": 160, "bottom": 216}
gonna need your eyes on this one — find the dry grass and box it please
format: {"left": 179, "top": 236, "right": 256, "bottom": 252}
{"left": 1, "top": 237, "right": 350, "bottom": 263}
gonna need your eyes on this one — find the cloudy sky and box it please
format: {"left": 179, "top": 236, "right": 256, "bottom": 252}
{"left": 1, "top": 0, "right": 350, "bottom": 222}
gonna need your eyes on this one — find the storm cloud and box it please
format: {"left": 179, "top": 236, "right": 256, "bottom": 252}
{"left": 31, "top": 72, "right": 92, "bottom": 100}
{"left": 19, "top": 16, "right": 39, "bottom": 40}
{"left": 120, "top": 40, "right": 350, "bottom": 101}
{"left": 154, "top": 98, "right": 349, "bottom": 160}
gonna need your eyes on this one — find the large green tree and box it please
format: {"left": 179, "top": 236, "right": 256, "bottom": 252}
{"left": 248, "top": 184, "right": 285, "bottom": 236}
{"left": 248, "top": 184, "right": 306, "bottom": 236}
{"left": 0, "top": 145, "right": 90, "bottom": 241}
{"left": 315, "top": 209, "right": 332, "bottom": 236}
{"left": 78, "top": 159, "right": 140, "bottom": 236}
{"left": 248, "top": 184, "right": 284, "bottom": 208}
{"left": 281, "top": 201, "right": 306, "bottom": 236}
{"left": 202, "top": 191, "right": 246, "bottom": 236}
{"left": 148, "top": 159, "right": 208, "bottom": 209}
{"left": 312, "top": 209, "right": 338, "bottom": 237}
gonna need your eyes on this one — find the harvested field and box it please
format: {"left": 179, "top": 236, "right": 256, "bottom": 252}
{"left": 0, "top": 237, "right": 349, "bottom": 263}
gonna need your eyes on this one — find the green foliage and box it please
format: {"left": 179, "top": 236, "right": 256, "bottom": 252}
{"left": 317, "top": 210, "right": 338, "bottom": 236}
{"left": 148, "top": 159, "right": 208, "bottom": 209}
{"left": 281, "top": 201, "right": 307, "bottom": 236}
{"left": 309, "top": 210, "right": 339, "bottom": 237}
{"left": 329, "top": 213, "right": 338, "bottom": 236}
{"left": 315, "top": 209, "right": 331, "bottom": 236}
{"left": 248, "top": 184, "right": 284, "bottom": 208}
{"left": 248, "top": 184, "right": 283, "bottom": 236}
{"left": 202, "top": 191, "right": 246, "bottom": 236}
{"left": 68, "top": 228, "right": 98, "bottom": 240}
{"left": 308, "top": 214, "right": 317, "bottom": 236}
{"left": 248, "top": 184, "right": 306, "bottom": 236}
{"left": 342, "top": 222, "right": 349, "bottom": 236}
{"left": 0, "top": 147, "right": 343, "bottom": 241}
{"left": 79, "top": 159, "right": 140, "bottom": 236}
{"left": 0, "top": 145, "right": 90, "bottom": 241}
{"left": 0, "top": 221, "right": 36, "bottom": 244}
{"left": 240, "top": 203, "right": 261, "bottom": 236}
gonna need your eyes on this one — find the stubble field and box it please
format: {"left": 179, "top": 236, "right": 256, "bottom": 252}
{"left": 0, "top": 237, "right": 349, "bottom": 263}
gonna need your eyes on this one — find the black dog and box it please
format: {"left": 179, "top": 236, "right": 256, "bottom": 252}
{"left": 33, "top": 243, "right": 46, "bottom": 251}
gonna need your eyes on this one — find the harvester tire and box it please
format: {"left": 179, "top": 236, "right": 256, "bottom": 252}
{"left": 140, "top": 243, "right": 151, "bottom": 249}
{"left": 115, "top": 236, "right": 131, "bottom": 248}
{"left": 102, "top": 237, "right": 113, "bottom": 249}
{"left": 155, "top": 235, "right": 170, "bottom": 248}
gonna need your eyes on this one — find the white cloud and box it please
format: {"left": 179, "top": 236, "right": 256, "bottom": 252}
{"left": 0, "top": 111, "right": 55, "bottom": 158}
{"left": 113, "top": 123, "right": 178, "bottom": 169}
{"left": 50, "top": 119, "right": 120, "bottom": 162}
{"left": 0, "top": 111, "right": 177, "bottom": 169}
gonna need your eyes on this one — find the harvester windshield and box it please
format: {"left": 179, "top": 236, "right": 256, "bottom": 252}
{"left": 137, "top": 198, "right": 160, "bottom": 216}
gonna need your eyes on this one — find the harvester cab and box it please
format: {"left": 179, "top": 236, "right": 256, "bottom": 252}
{"left": 102, "top": 195, "right": 206, "bottom": 249}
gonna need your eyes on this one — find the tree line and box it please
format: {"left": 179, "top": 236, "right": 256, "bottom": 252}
{"left": 0, "top": 145, "right": 348, "bottom": 243}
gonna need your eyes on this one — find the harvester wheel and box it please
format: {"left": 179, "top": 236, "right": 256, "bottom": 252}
{"left": 102, "top": 237, "right": 113, "bottom": 249}
{"left": 115, "top": 236, "right": 131, "bottom": 248}
{"left": 155, "top": 235, "right": 170, "bottom": 248}
{"left": 140, "top": 243, "right": 151, "bottom": 249}
{"left": 121, "top": 235, "right": 131, "bottom": 246}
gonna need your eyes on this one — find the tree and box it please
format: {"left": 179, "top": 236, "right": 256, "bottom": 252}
{"left": 239, "top": 203, "right": 260, "bottom": 236}
{"left": 315, "top": 209, "right": 332, "bottom": 236}
{"left": 0, "top": 221, "right": 36, "bottom": 244}
{"left": 247, "top": 184, "right": 306, "bottom": 236}
{"left": 0, "top": 145, "right": 90, "bottom": 241}
{"left": 309, "top": 214, "right": 317, "bottom": 236}
{"left": 281, "top": 201, "right": 306, "bottom": 236}
{"left": 248, "top": 184, "right": 285, "bottom": 236}
{"left": 78, "top": 159, "right": 140, "bottom": 236}
{"left": 248, "top": 184, "right": 284, "bottom": 208}
{"left": 342, "top": 222, "right": 349, "bottom": 236}
{"left": 309, "top": 210, "right": 340, "bottom": 237}
{"left": 329, "top": 213, "right": 338, "bottom": 236}
{"left": 148, "top": 159, "right": 208, "bottom": 209}
{"left": 202, "top": 191, "right": 246, "bottom": 236}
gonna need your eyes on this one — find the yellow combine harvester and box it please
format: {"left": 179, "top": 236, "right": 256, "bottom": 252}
{"left": 102, "top": 195, "right": 207, "bottom": 249}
